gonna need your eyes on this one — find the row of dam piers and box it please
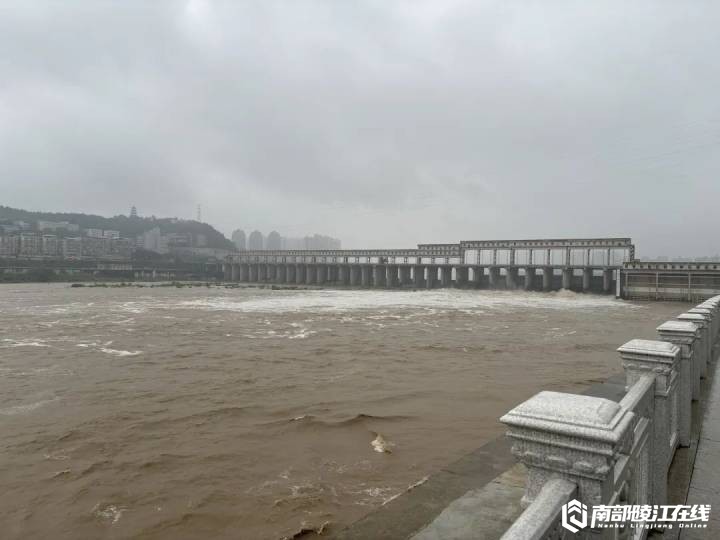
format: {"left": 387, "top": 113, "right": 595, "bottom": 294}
{"left": 222, "top": 262, "right": 618, "bottom": 294}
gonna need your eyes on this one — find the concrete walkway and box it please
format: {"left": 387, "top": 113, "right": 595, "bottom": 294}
{"left": 681, "top": 359, "right": 720, "bottom": 539}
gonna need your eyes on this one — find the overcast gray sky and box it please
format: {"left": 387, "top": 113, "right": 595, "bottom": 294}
{"left": 1, "top": 1, "right": 718, "bottom": 256}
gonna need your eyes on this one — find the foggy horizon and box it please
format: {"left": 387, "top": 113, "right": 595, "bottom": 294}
{"left": 2, "top": 1, "right": 719, "bottom": 257}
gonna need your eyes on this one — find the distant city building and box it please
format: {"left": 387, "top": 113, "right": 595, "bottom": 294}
{"left": 266, "top": 231, "right": 282, "bottom": 250}
{"left": 130, "top": 206, "right": 138, "bottom": 218}
{"left": 62, "top": 237, "right": 82, "bottom": 259}
{"left": 281, "top": 237, "right": 300, "bottom": 250}
{"left": 231, "top": 229, "right": 246, "bottom": 251}
{"left": 85, "top": 228, "right": 104, "bottom": 239}
{"left": 109, "top": 238, "right": 134, "bottom": 259}
{"left": 0, "top": 218, "right": 130, "bottom": 261}
{"left": 37, "top": 220, "right": 80, "bottom": 232}
{"left": 136, "top": 227, "right": 168, "bottom": 254}
{"left": 171, "top": 247, "right": 232, "bottom": 260}
{"left": 82, "top": 236, "right": 110, "bottom": 258}
{"left": 0, "top": 223, "right": 21, "bottom": 234}
{"left": 166, "top": 232, "right": 192, "bottom": 248}
{"left": 0, "top": 234, "right": 19, "bottom": 256}
{"left": 13, "top": 220, "right": 32, "bottom": 231}
{"left": 41, "top": 234, "right": 59, "bottom": 257}
{"left": 282, "top": 234, "right": 342, "bottom": 250}
{"left": 310, "top": 234, "right": 341, "bottom": 250}
{"left": 248, "top": 230, "right": 264, "bottom": 250}
{"left": 19, "top": 232, "right": 41, "bottom": 257}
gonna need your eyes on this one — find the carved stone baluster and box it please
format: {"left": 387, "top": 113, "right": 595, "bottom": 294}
{"left": 677, "top": 313, "right": 708, "bottom": 385}
{"left": 617, "top": 339, "right": 680, "bottom": 506}
{"left": 657, "top": 321, "right": 699, "bottom": 447}
{"left": 501, "top": 391, "right": 634, "bottom": 538}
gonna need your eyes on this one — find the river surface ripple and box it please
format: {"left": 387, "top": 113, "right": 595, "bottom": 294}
{"left": 0, "top": 283, "right": 683, "bottom": 539}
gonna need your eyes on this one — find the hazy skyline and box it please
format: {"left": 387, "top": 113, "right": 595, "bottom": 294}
{"left": 1, "top": 1, "right": 719, "bottom": 256}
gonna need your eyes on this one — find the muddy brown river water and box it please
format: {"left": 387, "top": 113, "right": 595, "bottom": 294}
{"left": 0, "top": 283, "right": 684, "bottom": 539}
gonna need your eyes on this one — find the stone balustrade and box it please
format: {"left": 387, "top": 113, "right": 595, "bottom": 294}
{"left": 499, "top": 296, "right": 720, "bottom": 539}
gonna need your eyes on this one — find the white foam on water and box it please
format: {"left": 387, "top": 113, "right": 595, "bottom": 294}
{"left": 288, "top": 327, "right": 316, "bottom": 339}
{"left": 92, "top": 503, "right": 126, "bottom": 525}
{"left": 120, "top": 302, "right": 148, "bottom": 314}
{"left": 75, "top": 341, "right": 142, "bottom": 356}
{"left": 22, "top": 302, "right": 87, "bottom": 316}
{"left": 177, "top": 289, "right": 638, "bottom": 315}
{"left": 347, "top": 484, "right": 398, "bottom": 506}
{"left": 363, "top": 486, "right": 395, "bottom": 498}
{"left": 240, "top": 326, "right": 317, "bottom": 340}
{"left": 382, "top": 476, "right": 429, "bottom": 506}
{"left": 1, "top": 338, "right": 49, "bottom": 348}
{"left": 0, "top": 397, "right": 59, "bottom": 416}
{"left": 99, "top": 347, "right": 142, "bottom": 357}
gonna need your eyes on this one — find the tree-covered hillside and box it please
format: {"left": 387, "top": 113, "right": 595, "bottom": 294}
{"left": 0, "top": 206, "right": 235, "bottom": 250}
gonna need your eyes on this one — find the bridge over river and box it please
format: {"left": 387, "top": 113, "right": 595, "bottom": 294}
{"left": 223, "top": 237, "right": 635, "bottom": 293}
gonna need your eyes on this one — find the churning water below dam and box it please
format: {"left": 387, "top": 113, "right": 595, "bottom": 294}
{"left": 0, "top": 283, "right": 684, "bottom": 539}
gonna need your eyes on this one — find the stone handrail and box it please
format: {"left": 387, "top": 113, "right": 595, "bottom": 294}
{"left": 500, "top": 478, "right": 577, "bottom": 540}
{"left": 500, "top": 295, "right": 720, "bottom": 539}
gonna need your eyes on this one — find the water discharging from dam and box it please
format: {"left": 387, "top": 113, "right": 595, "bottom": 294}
{"left": 0, "top": 284, "right": 683, "bottom": 539}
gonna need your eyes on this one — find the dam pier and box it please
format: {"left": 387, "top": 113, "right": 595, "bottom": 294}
{"left": 223, "top": 237, "right": 634, "bottom": 294}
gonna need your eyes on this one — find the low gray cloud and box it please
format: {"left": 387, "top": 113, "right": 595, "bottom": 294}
{"left": 1, "top": 1, "right": 718, "bottom": 256}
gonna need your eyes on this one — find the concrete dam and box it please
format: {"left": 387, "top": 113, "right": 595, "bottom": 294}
{"left": 223, "top": 237, "right": 635, "bottom": 294}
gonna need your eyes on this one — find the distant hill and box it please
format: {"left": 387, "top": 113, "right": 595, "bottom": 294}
{"left": 0, "top": 205, "right": 235, "bottom": 250}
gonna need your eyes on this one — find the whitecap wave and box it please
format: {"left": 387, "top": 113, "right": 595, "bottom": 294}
{"left": 76, "top": 341, "right": 142, "bottom": 356}
{"left": 177, "top": 289, "right": 638, "bottom": 315}
{"left": 99, "top": 347, "right": 142, "bottom": 357}
{"left": 288, "top": 327, "right": 315, "bottom": 339}
{"left": 1, "top": 338, "right": 49, "bottom": 348}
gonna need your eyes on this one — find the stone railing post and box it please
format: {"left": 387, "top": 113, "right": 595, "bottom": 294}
{"left": 657, "top": 320, "right": 698, "bottom": 447}
{"left": 500, "top": 391, "right": 634, "bottom": 535}
{"left": 698, "top": 297, "right": 720, "bottom": 360}
{"left": 689, "top": 307, "right": 714, "bottom": 366}
{"left": 617, "top": 339, "right": 680, "bottom": 506}
{"left": 678, "top": 313, "right": 709, "bottom": 382}
{"left": 713, "top": 297, "right": 720, "bottom": 355}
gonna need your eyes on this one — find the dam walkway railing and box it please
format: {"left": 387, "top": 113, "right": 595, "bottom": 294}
{"left": 499, "top": 296, "right": 720, "bottom": 540}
